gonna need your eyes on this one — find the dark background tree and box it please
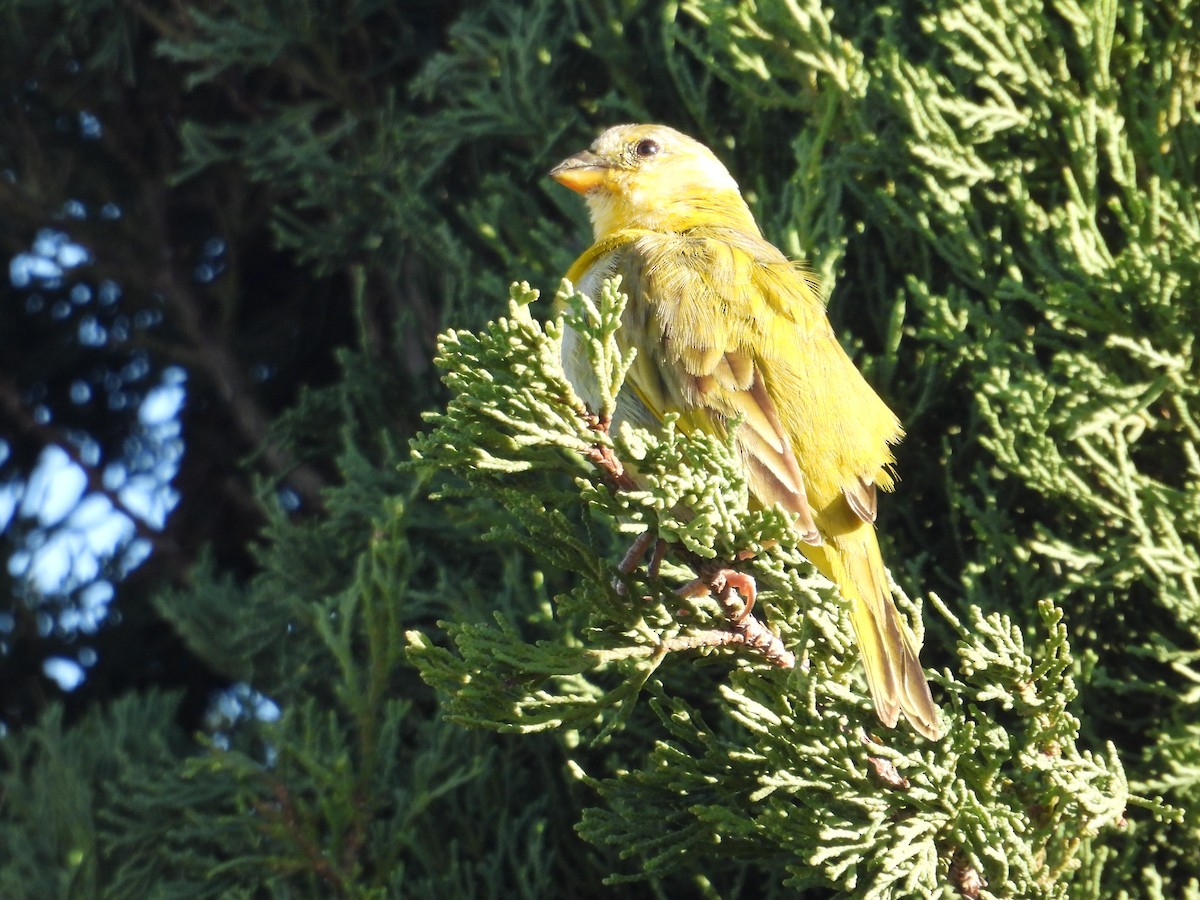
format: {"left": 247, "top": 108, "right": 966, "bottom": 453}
{"left": 0, "top": 0, "right": 720, "bottom": 732}
{"left": 1, "top": 1, "right": 360, "bottom": 728}
{"left": 0, "top": 2, "right": 707, "bottom": 894}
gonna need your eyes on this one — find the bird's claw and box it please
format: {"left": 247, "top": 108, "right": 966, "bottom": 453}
{"left": 679, "top": 568, "right": 758, "bottom": 623}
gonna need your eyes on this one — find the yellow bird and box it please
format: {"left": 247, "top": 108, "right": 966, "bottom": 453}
{"left": 550, "top": 124, "right": 940, "bottom": 740}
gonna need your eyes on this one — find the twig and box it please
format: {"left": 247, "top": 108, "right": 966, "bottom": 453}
{"left": 581, "top": 411, "right": 637, "bottom": 491}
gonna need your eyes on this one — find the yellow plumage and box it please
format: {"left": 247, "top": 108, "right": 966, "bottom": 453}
{"left": 551, "top": 124, "right": 940, "bottom": 740}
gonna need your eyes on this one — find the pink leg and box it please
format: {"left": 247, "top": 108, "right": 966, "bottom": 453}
{"left": 677, "top": 568, "right": 758, "bottom": 622}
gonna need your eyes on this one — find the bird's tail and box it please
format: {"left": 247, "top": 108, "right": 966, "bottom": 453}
{"left": 807, "top": 532, "right": 941, "bottom": 740}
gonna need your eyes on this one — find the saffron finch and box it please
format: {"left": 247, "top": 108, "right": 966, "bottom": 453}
{"left": 550, "top": 124, "right": 940, "bottom": 740}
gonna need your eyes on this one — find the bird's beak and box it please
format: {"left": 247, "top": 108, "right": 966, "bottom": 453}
{"left": 549, "top": 150, "right": 610, "bottom": 194}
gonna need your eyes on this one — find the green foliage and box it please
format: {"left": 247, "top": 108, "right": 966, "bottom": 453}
{"left": 0, "top": 692, "right": 230, "bottom": 899}
{"left": 407, "top": 276, "right": 1134, "bottom": 897}
{"left": 579, "top": 603, "right": 1128, "bottom": 898}
{"left": 2, "top": 0, "right": 1198, "bottom": 896}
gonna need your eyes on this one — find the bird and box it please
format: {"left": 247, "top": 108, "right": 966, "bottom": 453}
{"left": 549, "top": 123, "right": 940, "bottom": 740}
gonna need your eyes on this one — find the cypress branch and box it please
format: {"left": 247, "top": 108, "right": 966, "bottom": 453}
{"left": 407, "top": 276, "right": 1130, "bottom": 895}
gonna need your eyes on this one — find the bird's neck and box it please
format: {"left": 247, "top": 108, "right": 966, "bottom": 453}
{"left": 587, "top": 187, "right": 761, "bottom": 240}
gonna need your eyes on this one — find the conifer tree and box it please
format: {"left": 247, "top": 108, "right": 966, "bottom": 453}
{"left": 1, "top": 0, "right": 1197, "bottom": 897}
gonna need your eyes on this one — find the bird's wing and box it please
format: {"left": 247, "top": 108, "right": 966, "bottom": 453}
{"left": 608, "top": 230, "right": 824, "bottom": 542}
{"left": 738, "top": 231, "right": 903, "bottom": 518}
{"left": 617, "top": 228, "right": 902, "bottom": 532}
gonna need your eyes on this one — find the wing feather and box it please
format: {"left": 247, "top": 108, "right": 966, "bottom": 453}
{"left": 596, "top": 226, "right": 902, "bottom": 542}
{"left": 843, "top": 476, "right": 878, "bottom": 524}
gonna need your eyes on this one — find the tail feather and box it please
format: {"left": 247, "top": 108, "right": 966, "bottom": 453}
{"left": 811, "top": 531, "right": 941, "bottom": 740}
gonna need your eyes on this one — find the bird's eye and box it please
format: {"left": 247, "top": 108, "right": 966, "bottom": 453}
{"left": 635, "top": 139, "right": 660, "bottom": 159}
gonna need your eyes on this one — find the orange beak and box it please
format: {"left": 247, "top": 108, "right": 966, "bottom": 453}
{"left": 549, "top": 150, "right": 610, "bottom": 194}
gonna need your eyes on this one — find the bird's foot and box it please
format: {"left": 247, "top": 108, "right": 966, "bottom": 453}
{"left": 680, "top": 568, "right": 757, "bottom": 623}
{"left": 674, "top": 567, "right": 794, "bottom": 667}
{"left": 612, "top": 531, "right": 794, "bottom": 670}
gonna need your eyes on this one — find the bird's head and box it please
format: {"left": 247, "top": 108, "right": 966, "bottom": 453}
{"left": 550, "top": 124, "right": 759, "bottom": 238}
